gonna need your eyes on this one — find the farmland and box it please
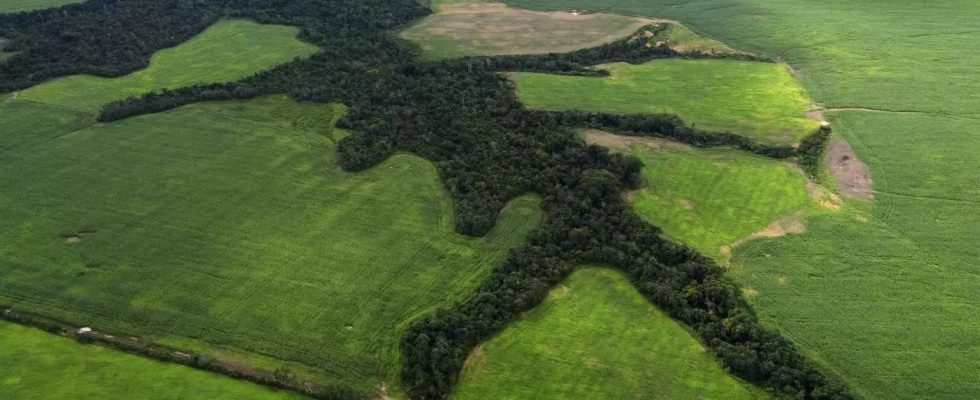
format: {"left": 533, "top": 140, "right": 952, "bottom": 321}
{"left": 0, "top": 0, "right": 82, "bottom": 13}
{"left": 0, "top": 322, "right": 302, "bottom": 399}
{"left": 0, "top": 95, "right": 541, "bottom": 394}
{"left": 400, "top": 1, "right": 650, "bottom": 60}
{"left": 584, "top": 130, "right": 811, "bottom": 261}
{"left": 18, "top": 19, "right": 317, "bottom": 114}
{"left": 503, "top": 0, "right": 980, "bottom": 398}
{"left": 452, "top": 267, "right": 767, "bottom": 400}
{"left": 514, "top": 59, "right": 819, "bottom": 144}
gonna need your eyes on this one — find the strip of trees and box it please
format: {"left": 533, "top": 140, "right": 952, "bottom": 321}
{"left": 2, "top": 1, "right": 852, "bottom": 399}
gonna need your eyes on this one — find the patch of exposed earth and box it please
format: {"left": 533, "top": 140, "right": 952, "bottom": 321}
{"left": 828, "top": 139, "right": 874, "bottom": 200}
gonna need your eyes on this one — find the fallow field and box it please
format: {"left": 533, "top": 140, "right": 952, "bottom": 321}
{"left": 401, "top": 1, "right": 651, "bottom": 60}
{"left": 503, "top": 0, "right": 980, "bottom": 398}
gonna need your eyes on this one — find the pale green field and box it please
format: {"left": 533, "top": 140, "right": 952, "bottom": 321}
{"left": 0, "top": 0, "right": 82, "bottom": 13}
{"left": 18, "top": 19, "right": 317, "bottom": 113}
{"left": 504, "top": 0, "right": 980, "bottom": 398}
{"left": 588, "top": 132, "right": 810, "bottom": 260}
{"left": 515, "top": 59, "right": 820, "bottom": 144}
{"left": 0, "top": 322, "right": 303, "bottom": 399}
{"left": 0, "top": 96, "right": 541, "bottom": 395}
{"left": 453, "top": 267, "right": 768, "bottom": 400}
{"left": 401, "top": 2, "right": 649, "bottom": 60}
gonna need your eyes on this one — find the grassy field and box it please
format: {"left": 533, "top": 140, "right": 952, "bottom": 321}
{"left": 0, "top": 0, "right": 82, "bottom": 13}
{"left": 0, "top": 95, "right": 541, "bottom": 394}
{"left": 503, "top": 1, "right": 980, "bottom": 398}
{"left": 515, "top": 59, "right": 819, "bottom": 144}
{"left": 18, "top": 19, "right": 317, "bottom": 113}
{"left": 0, "top": 322, "right": 303, "bottom": 399}
{"left": 661, "top": 24, "right": 738, "bottom": 55}
{"left": 584, "top": 131, "right": 810, "bottom": 261}
{"left": 401, "top": 2, "right": 650, "bottom": 60}
{"left": 452, "top": 267, "right": 767, "bottom": 400}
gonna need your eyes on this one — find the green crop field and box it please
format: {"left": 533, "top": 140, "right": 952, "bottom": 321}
{"left": 514, "top": 59, "right": 819, "bottom": 144}
{"left": 400, "top": 1, "right": 650, "bottom": 60}
{"left": 0, "top": 94, "right": 541, "bottom": 394}
{"left": 0, "top": 322, "right": 302, "bottom": 399}
{"left": 0, "top": 0, "right": 82, "bottom": 13}
{"left": 18, "top": 19, "right": 317, "bottom": 113}
{"left": 584, "top": 131, "right": 810, "bottom": 261}
{"left": 452, "top": 267, "right": 768, "bottom": 400}
{"left": 503, "top": 0, "right": 980, "bottom": 398}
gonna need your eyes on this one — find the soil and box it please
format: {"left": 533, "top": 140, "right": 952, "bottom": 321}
{"left": 463, "top": 344, "right": 485, "bottom": 368}
{"left": 805, "top": 103, "right": 826, "bottom": 122}
{"left": 727, "top": 213, "right": 806, "bottom": 251}
{"left": 828, "top": 140, "right": 874, "bottom": 200}
{"left": 581, "top": 129, "right": 687, "bottom": 151}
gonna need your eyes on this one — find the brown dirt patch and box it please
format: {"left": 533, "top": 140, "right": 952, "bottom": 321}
{"left": 582, "top": 129, "right": 687, "bottom": 151}
{"left": 728, "top": 213, "right": 806, "bottom": 251}
{"left": 65, "top": 235, "right": 81, "bottom": 243}
{"left": 463, "top": 344, "right": 485, "bottom": 368}
{"left": 807, "top": 181, "right": 842, "bottom": 211}
{"left": 805, "top": 103, "right": 826, "bottom": 123}
{"left": 742, "top": 287, "right": 759, "bottom": 298}
{"left": 680, "top": 198, "right": 694, "bottom": 210}
{"left": 623, "top": 189, "right": 639, "bottom": 204}
{"left": 828, "top": 140, "right": 874, "bottom": 200}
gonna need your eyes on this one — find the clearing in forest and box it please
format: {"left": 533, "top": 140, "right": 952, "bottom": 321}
{"left": 515, "top": 59, "right": 820, "bottom": 144}
{"left": 584, "top": 130, "right": 810, "bottom": 261}
{"left": 0, "top": 96, "right": 541, "bottom": 395}
{"left": 452, "top": 267, "right": 767, "bottom": 400}
{"left": 400, "top": 1, "right": 652, "bottom": 60}
{"left": 503, "top": 0, "right": 980, "bottom": 398}
{"left": 18, "top": 19, "right": 318, "bottom": 113}
{"left": 0, "top": 322, "right": 302, "bottom": 399}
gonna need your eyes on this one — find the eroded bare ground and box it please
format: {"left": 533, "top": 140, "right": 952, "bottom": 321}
{"left": 828, "top": 139, "right": 874, "bottom": 200}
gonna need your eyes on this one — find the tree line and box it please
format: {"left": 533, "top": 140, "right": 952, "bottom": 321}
{"left": 1, "top": 1, "right": 853, "bottom": 399}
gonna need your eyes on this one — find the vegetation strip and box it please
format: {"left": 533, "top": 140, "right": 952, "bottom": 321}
{"left": 0, "top": 1, "right": 853, "bottom": 399}
{"left": 1, "top": 306, "right": 364, "bottom": 399}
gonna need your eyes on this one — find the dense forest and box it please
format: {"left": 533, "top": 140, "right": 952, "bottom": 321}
{"left": 0, "top": 1, "right": 852, "bottom": 399}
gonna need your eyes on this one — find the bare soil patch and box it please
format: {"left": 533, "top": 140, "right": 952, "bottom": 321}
{"left": 581, "top": 129, "right": 687, "bottom": 151}
{"left": 463, "top": 344, "right": 486, "bottom": 368}
{"left": 805, "top": 103, "right": 826, "bottom": 122}
{"left": 828, "top": 139, "right": 874, "bottom": 200}
{"left": 727, "top": 212, "right": 806, "bottom": 254}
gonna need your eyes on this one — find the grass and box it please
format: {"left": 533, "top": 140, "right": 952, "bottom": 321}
{"left": 400, "top": 2, "right": 650, "bottom": 60}
{"left": 0, "top": 95, "right": 542, "bottom": 395}
{"left": 514, "top": 59, "right": 820, "bottom": 144}
{"left": 0, "top": 322, "right": 303, "bottom": 399}
{"left": 584, "top": 131, "right": 810, "bottom": 261}
{"left": 502, "top": 1, "right": 980, "bottom": 398}
{"left": 17, "top": 19, "right": 317, "bottom": 113}
{"left": 0, "top": 0, "right": 82, "bottom": 13}
{"left": 661, "top": 24, "right": 738, "bottom": 55}
{"left": 452, "top": 266, "right": 768, "bottom": 400}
